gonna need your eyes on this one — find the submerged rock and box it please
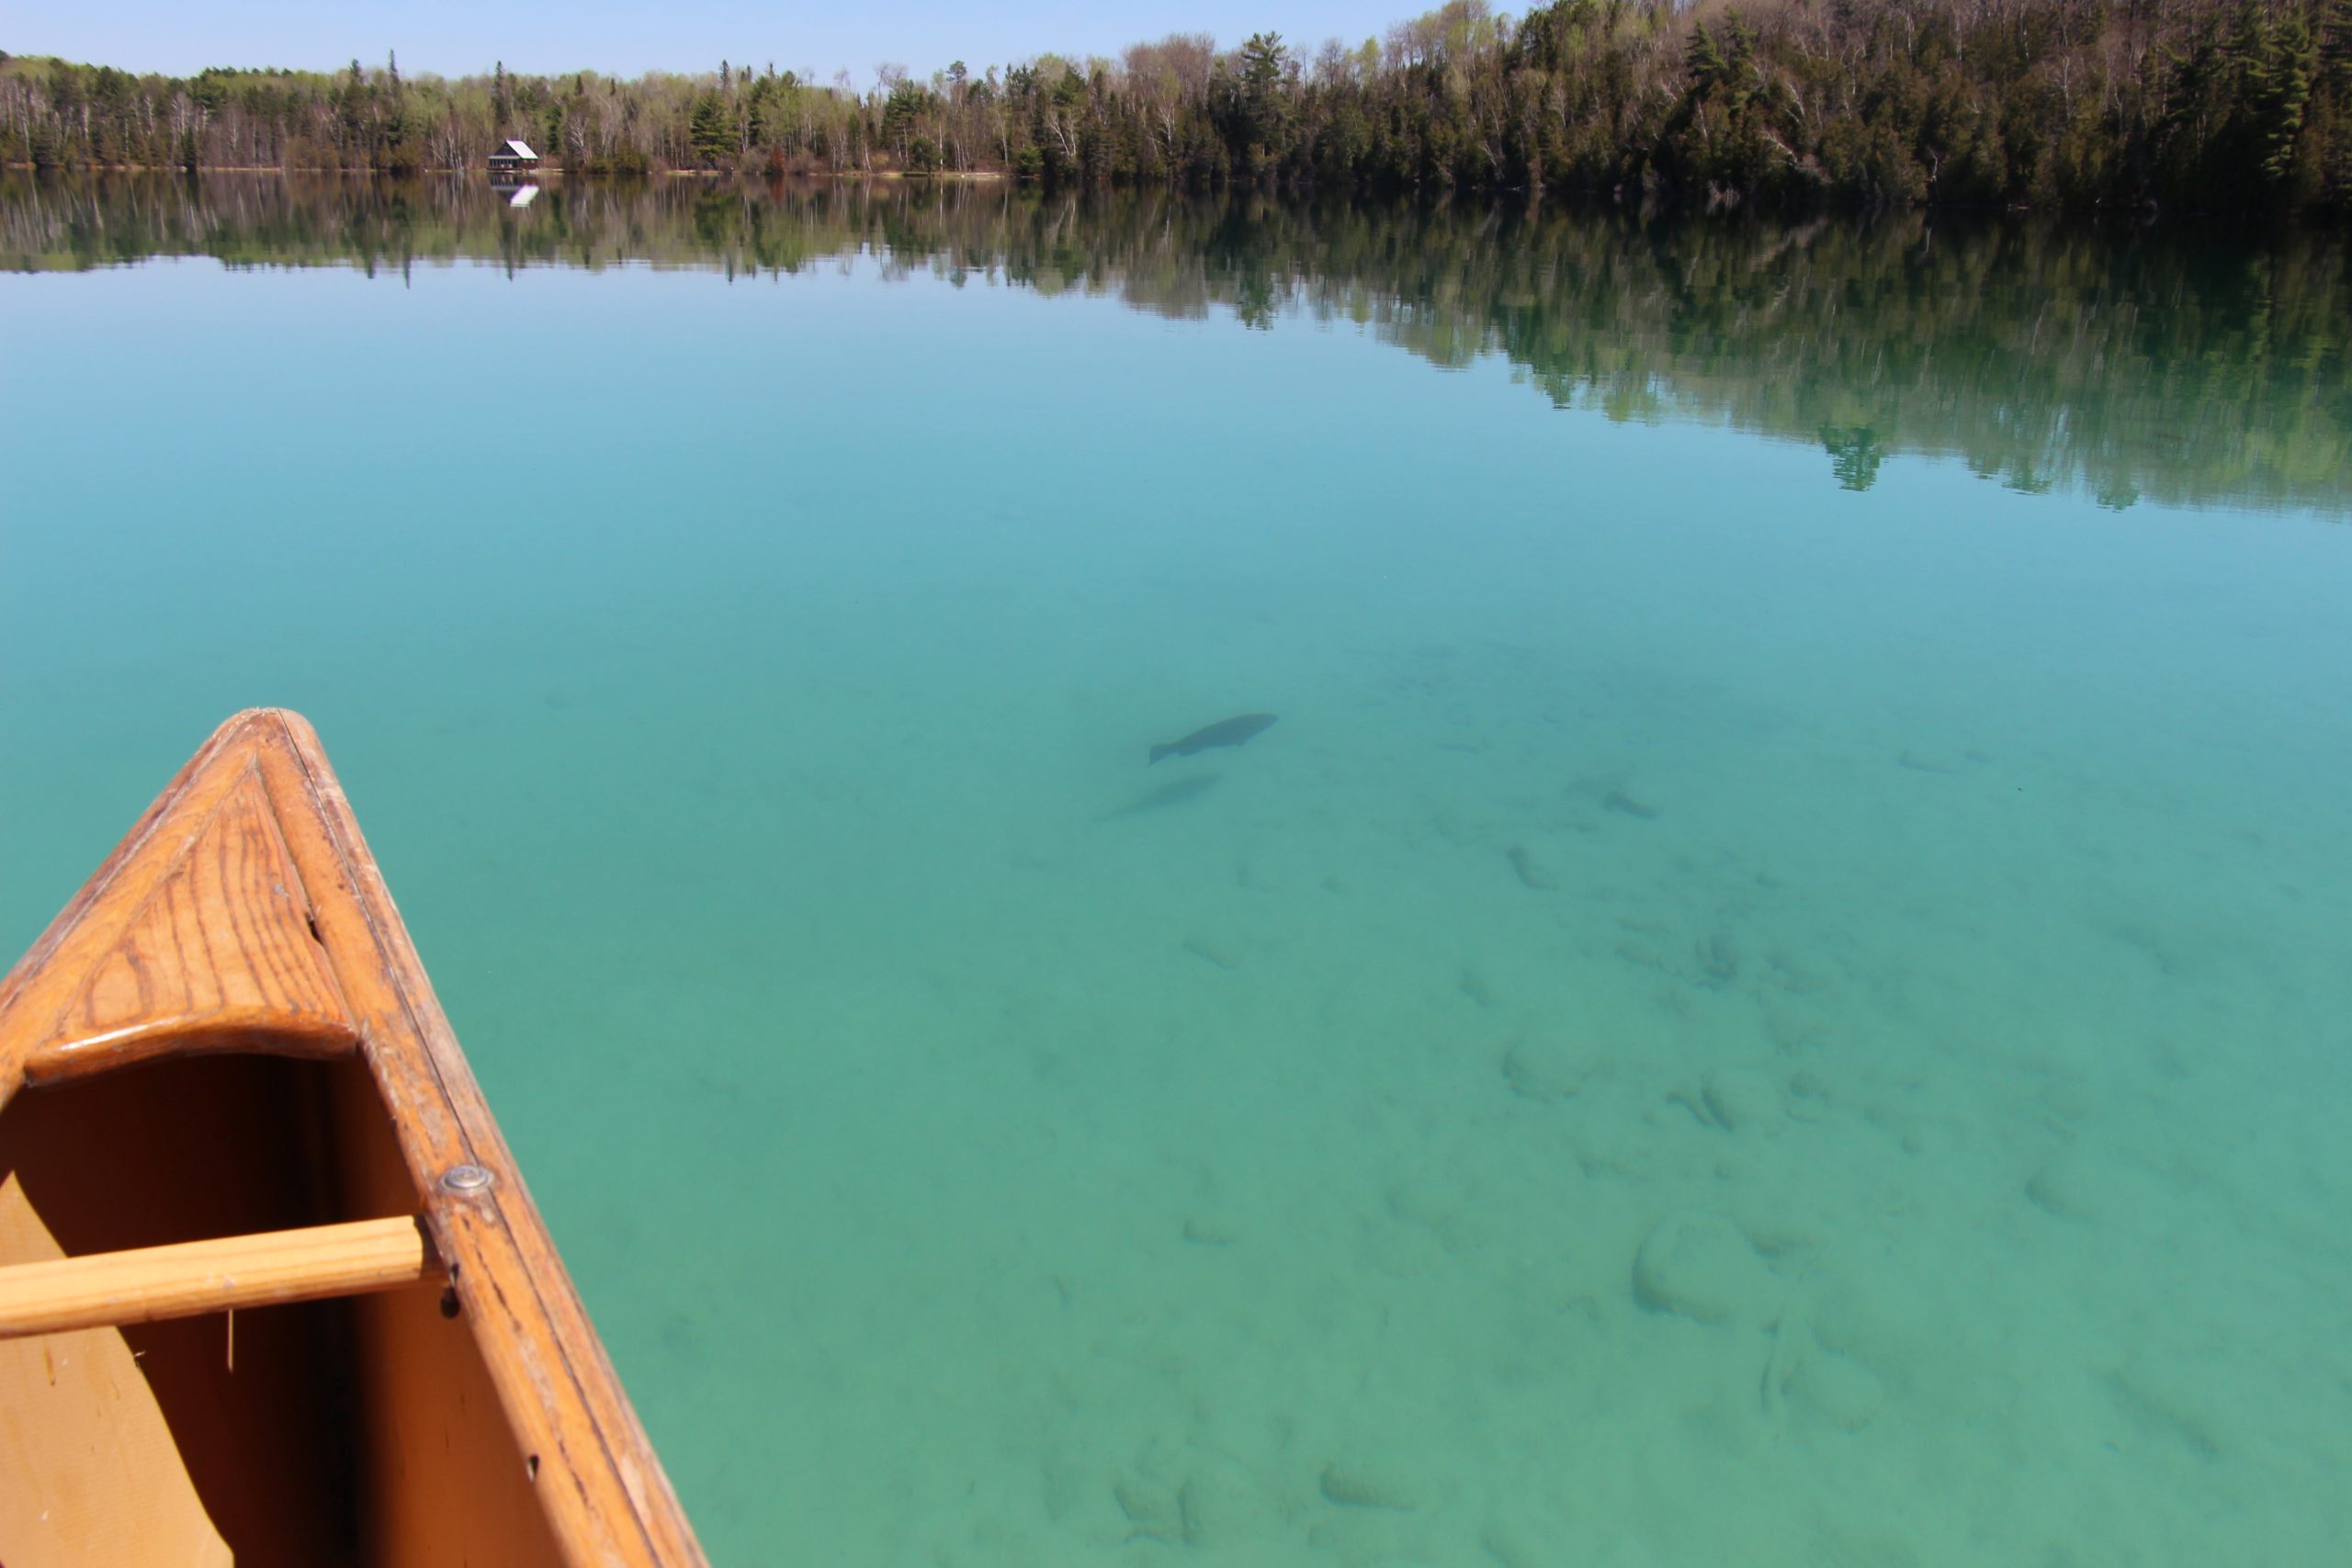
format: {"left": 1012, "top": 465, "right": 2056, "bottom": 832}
{"left": 1318, "top": 1457, "right": 1419, "bottom": 1511}
{"left": 1632, "top": 1209, "right": 1775, "bottom": 1325}
{"left": 1503, "top": 1034, "right": 1597, "bottom": 1101}
{"left": 1702, "top": 1066, "right": 1783, "bottom": 1132}
{"left": 1505, "top": 844, "right": 1559, "bottom": 890}
{"left": 1792, "top": 1342, "right": 1886, "bottom": 1430}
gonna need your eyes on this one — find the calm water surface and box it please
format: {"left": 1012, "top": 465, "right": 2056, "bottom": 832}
{"left": 5, "top": 175, "right": 2350, "bottom": 1565}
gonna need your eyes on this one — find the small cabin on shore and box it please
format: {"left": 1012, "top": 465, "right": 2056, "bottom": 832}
{"left": 487, "top": 139, "right": 540, "bottom": 175}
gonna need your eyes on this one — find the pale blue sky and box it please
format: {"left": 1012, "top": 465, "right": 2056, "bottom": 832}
{"left": 11, "top": 1, "right": 1414, "bottom": 80}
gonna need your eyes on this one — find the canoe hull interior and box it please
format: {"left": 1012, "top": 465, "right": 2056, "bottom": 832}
{"left": 0, "top": 1048, "right": 564, "bottom": 1566}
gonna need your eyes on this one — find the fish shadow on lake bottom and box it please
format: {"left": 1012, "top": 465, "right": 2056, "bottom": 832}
{"left": 1097, "top": 773, "right": 1223, "bottom": 824}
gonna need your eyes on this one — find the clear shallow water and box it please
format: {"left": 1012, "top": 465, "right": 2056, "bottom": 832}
{"left": 5, "top": 177, "right": 2351, "bottom": 1564}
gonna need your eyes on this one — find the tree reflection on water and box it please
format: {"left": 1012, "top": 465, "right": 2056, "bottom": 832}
{"left": 7, "top": 171, "right": 2344, "bottom": 515}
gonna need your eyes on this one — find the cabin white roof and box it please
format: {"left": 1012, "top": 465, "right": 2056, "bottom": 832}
{"left": 496, "top": 139, "right": 538, "bottom": 160}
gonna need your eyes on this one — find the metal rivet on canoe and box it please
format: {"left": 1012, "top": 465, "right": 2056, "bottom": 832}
{"left": 439, "top": 1163, "right": 496, "bottom": 1196}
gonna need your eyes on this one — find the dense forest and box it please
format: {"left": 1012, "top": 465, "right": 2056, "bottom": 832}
{"left": 5, "top": 0, "right": 2352, "bottom": 211}
{"left": 6, "top": 170, "right": 2345, "bottom": 512}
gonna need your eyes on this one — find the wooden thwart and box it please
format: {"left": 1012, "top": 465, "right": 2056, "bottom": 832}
{"left": 0, "top": 1215, "right": 437, "bottom": 1340}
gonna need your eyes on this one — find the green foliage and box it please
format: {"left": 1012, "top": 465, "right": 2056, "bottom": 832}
{"left": 4, "top": 0, "right": 2352, "bottom": 209}
{"left": 1238, "top": 31, "right": 1291, "bottom": 152}
{"left": 688, "top": 93, "right": 735, "bottom": 165}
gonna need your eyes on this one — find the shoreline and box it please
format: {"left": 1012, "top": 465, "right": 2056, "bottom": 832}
{"left": 0, "top": 160, "right": 1010, "bottom": 181}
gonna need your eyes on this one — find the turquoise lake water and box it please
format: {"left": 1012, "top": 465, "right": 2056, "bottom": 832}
{"left": 5, "top": 178, "right": 2351, "bottom": 1564}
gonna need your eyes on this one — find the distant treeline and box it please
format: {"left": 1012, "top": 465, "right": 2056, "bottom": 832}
{"left": 7, "top": 171, "right": 2345, "bottom": 513}
{"left": 6, "top": 0, "right": 2352, "bottom": 211}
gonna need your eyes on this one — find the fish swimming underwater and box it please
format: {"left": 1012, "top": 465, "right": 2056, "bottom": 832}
{"left": 1150, "top": 713, "right": 1277, "bottom": 764}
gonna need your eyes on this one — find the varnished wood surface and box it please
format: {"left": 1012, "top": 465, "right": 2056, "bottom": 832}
{"left": 1, "top": 744, "right": 359, "bottom": 1089}
{"left": 0, "top": 1214, "right": 435, "bottom": 1340}
{"left": 0, "top": 710, "right": 707, "bottom": 1566}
